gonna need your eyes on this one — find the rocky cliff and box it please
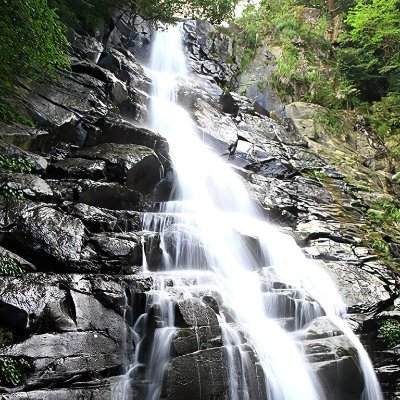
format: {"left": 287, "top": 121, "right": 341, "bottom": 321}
{"left": 0, "top": 14, "right": 399, "bottom": 400}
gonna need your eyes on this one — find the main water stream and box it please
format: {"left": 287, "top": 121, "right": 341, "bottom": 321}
{"left": 112, "top": 25, "right": 383, "bottom": 400}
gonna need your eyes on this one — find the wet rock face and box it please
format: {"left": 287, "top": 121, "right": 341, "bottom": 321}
{"left": 0, "top": 11, "right": 399, "bottom": 400}
{"left": 183, "top": 20, "right": 241, "bottom": 87}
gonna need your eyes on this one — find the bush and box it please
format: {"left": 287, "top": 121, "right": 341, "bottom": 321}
{"left": 0, "top": 253, "right": 24, "bottom": 276}
{"left": 367, "top": 201, "right": 400, "bottom": 226}
{"left": 378, "top": 318, "right": 400, "bottom": 347}
{"left": 0, "top": 155, "right": 32, "bottom": 174}
{"left": 0, "top": 0, "right": 69, "bottom": 124}
{"left": 0, "top": 357, "right": 30, "bottom": 387}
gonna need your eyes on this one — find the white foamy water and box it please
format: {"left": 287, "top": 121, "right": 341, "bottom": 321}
{"left": 113, "top": 24, "right": 383, "bottom": 400}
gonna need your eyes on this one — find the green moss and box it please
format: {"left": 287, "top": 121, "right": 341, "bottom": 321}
{"left": 0, "top": 356, "right": 30, "bottom": 387}
{"left": 378, "top": 318, "right": 400, "bottom": 347}
{"left": 0, "top": 253, "right": 24, "bottom": 277}
{"left": 301, "top": 169, "right": 328, "bottom": 180}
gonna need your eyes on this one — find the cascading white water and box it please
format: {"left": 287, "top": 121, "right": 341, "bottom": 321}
{"left": 115, "top": 24, "right": 383, "bottom": 400}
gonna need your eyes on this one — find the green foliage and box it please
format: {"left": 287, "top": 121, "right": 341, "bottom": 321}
{"left": 0, "top": 0, "right": 69, "bottom": 124}
{"left": 369, "top": 94, "right": 400, "bottom": 139}
{"left": 49, "top": 0, "right": 239, "bottom": 32}
{"left": 0, "top": 357, "right": 30, "bottom": 387}
{"left": 367, "top": 200, "right": 400, "bottom": 226}
{"left": 0, "top": 253, "right": 24, "bottom": 277}
{"left": 0, "top": 155, "right": 32, "bottom": 174}
{"left": 339, "top": 0, "right": 400, "bottom": 101}
{"left": 0, "top": 186, "right": 24, "bottom": 201}
{"left": 378, "top": 318, "right": 400, "bottom": 347}
{"left": 236, "top": 0, "right": 358, "bottom": 108}
{"left": 302, "top": 169, "right": 328, "bottom": 180}
{"left": 371, "top": 237, "right": 390, "bottom": 255}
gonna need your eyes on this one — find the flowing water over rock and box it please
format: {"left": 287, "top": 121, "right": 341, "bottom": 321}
{"left": 113, "top": 25, "right": 383, "bottom": 400}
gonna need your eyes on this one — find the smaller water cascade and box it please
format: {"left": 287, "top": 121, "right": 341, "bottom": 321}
{"left": 112, "top": 24, "right": 383, "bottom": 400}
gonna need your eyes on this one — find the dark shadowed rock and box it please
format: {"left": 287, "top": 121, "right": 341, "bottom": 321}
{"left": 164, "top": 346, "right": 266, "bottom": 400}
{"left": 76, "top": 143, "right": 162, "bottom": 192}
{"left": 220, "top": 92, "right": 239, "bottom": 115}
{"left": 0, "top": 172, "right": 53, "bottom": 201}
{"left": 314, "top": 357, "right": 364, "bottom": 400}
{"left": 164, "top": 347, "right": 229, "bottom": 400}
{"left": 79, "top": 180, "right": 145, "bottom": 211}
{"left": 88, "top": 116, "right": 169, "bottom": 164}
{"left": 0, "top": 123, "right": 51, "bottom": 152}
{"left": 48, "top": 157, "right": 107, "bottom": 180}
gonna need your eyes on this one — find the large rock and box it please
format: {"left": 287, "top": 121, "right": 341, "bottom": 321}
{"left": 173, "top": 325, "right": 222, "bottom": 356}
{"left": 0, "top": 172, "right": 53, "bottom": 201}
{"left": 176, "top": 298, "right": 219, "bottom": 327}
{"left": 163, "top": 347, "right": 229, "bottom": 400}
{"left": 183, "top": 20, "right": 241, "bottom": 86}
{"left": 48, "top": 157, "right": 107, "bottom": 180}
{"left": 0, "top": 139, "right": 47, "bottom": 173}
{"left": 164, "top": 346, "right": 266, "bottom": 400}
{"left": 76, "top": 143, "right": 162, "bottom": 192}
{"left": 65, "top": 203, "right": 142, "bottom": 233}
{"left": 87, "top": 115, "right": 169, "bottom": 164}
{"left": 3, "top": 203, "right": 85, "bottom": 267}
{"left": 323, "top": 260, "right": 394, "bottom": 312}
{"left": 302, "top": 318, "right": 365, "bottom": 400}
{"left": 88, "top": 232, "right": 142, "bottom": 272}
{"left": 0, "top": 123, "right": 51, "bottom": 152}
{"left": 79, "top": 180, "right": 145, "bottom": 211}
{"left": 1, "top": 331, "right": 125, "bottom": 388}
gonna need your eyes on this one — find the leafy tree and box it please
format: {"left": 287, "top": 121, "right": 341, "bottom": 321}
{"left": 49, "top": 0, "right": 239, "bottom": 33}
{"left": 338, "top": 0, "right": 400, "bottom": 100}
{"left": 0, "top": 0, "right": 69, "bottom": 123}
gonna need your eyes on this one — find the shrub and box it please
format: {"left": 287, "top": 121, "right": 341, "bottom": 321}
{"left": 378, "top": 318, "right": 400, "bottom": 347}
{"left": 0, "top": 357, "right": 30, "bottom": 387}
{"left": 0, "top": 155, "right": 32, "bottom": 174}
{"left": 0, "top": 0, "right": 69, "bottom": 124}
{"left": 0, "top": 253, "right": 24, "bottom": 276}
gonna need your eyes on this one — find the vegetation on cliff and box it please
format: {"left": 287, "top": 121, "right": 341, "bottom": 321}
{"left": 236, "top": 0, "right": 400, "bottom": 158}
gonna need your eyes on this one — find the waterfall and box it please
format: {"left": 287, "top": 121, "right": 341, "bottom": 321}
{"left": 113, "top": 24, "right": 383, "bottom": 400}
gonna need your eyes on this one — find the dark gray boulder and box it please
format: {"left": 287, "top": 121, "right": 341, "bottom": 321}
{"left": 76, "top": 143, "right": 162, "bottom": 192}
{"left": 65, "top": 203, "right": 142, "bottom": 233}
{"left": 0, "top": 139, "right": 47, "bottom": 174}
{"left": 0, "top": 172, "right": 53, "bottom": 201}
{"left": 173, "top": 325, "right": 222, "bottom": 356}
{"left": 3, "top": 203, "right": 85, "bottom": 268}
{"left": 163, "top": 347, "right": 229, "bottom": 400}
{"left": 48, "top": 157, "right": 107, "bottom": 180}
{"left": 79, "top": 180, "right": 145, "bottom": 211}
{"left": 88, "top": 115, "right": 169, "bottom": 165}
{"left": 176, "top": 298, "right": 219, "bottom": 327}
{"left": 89, "top": 232, "right": 142, "bottom": 272}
